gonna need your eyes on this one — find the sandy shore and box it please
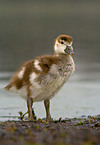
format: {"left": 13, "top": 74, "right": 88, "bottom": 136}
{"left": 0, "top": 116, "right": 100, "bottom": 145}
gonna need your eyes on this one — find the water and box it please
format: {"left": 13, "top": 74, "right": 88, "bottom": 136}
{"left": 0, "top": 64, "right": 100, "bottom": 121}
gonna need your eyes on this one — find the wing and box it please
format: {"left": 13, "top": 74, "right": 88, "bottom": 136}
{"left": 4, "top": 55, "right": 60, "bottom": 90}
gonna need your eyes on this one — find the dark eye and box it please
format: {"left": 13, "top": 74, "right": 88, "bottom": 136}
{"left": 61, "top": 41, "right": 64, "bottom": 44}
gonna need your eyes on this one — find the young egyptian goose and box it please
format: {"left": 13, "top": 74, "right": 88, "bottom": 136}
{"left": 5, "top": 35, "right": 75, "bottom": 121}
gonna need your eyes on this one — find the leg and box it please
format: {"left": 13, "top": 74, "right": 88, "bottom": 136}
{"left": 44, "top": 99, "right": 52, "bottom": 121}
{"left": 27, "top": 97, "right": 34, "bottom": 121}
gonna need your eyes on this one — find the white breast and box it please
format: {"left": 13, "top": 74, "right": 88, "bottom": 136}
{"left": 30, "top": 56, "right": 75, "bottom": 101}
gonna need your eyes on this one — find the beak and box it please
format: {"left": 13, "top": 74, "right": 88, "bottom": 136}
{"left": 64, "top": 46, "right": 74, "bottom": 55}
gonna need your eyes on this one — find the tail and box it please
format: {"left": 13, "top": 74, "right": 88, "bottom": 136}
{"left": 4, "top": 84, "right": 12, "bottom": 91}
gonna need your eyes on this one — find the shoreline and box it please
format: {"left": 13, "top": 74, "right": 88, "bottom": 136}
{"left": 0, "top": 116, "right": 100, "bottom": 145}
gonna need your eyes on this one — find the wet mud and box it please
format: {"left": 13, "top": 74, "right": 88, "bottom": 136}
{"left": 0, "top": 116, "right": 100, "bottom": 145}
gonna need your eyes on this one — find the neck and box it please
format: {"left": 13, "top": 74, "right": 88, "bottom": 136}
{"left": 54, "top": 52, "right": 70, "bottom": 57}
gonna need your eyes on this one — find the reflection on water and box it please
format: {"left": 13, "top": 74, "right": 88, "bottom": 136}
{"left": 0, "top": 64, "right": 100, "bottom": 121}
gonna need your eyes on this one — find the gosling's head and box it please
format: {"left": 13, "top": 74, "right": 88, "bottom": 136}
{"left": 54, "top": 35, "right": 74, "bottom": 55}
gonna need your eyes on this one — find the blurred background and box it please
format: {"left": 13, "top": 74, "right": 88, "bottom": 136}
{"left": 0, "top": 0, "right": 100, "bottom": 121}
